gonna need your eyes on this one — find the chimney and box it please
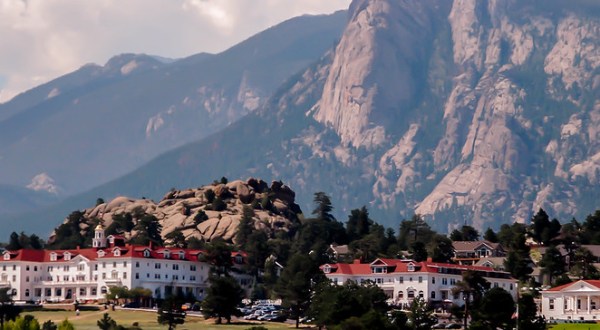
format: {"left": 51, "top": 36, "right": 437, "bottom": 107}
{"left": 353, "top": 259, "right": 361, "bottom": 264}
{"left": 426, "top": 257, "right": 433, "bottom": 262}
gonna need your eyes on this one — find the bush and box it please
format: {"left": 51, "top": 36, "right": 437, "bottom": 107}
{"left": 204, "top": 189, "right": 216, "bottom": 203}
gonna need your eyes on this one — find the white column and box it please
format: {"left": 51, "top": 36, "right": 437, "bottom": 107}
{"left": 588, "top": 295, "right": 591, "bottom": 314}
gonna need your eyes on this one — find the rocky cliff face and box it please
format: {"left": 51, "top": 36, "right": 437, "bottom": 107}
{"left": 309, "top": 0, "right": 600, "bottom": 230}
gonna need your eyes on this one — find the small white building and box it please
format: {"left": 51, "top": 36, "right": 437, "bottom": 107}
{"left": 541, "top": 280, "right": 600, "bottom": 321}
{"left": 321, "top": 258, "right": 517, "bottom": 309}
{"left": 0, "top": 225, "right": 248, "bottom": 303}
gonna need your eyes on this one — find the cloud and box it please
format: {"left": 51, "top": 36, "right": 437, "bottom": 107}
{"left": 0, "top": 0, "right": 350, "bottom": 103}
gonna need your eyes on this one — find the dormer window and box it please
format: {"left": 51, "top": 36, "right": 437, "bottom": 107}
{"left": 143, "top": 249, "right": 151, "bottom": 258}
{"left": 407, "top": 263, "right": 415, "bottom": 272}
{"left": 64, "top": 252, "right": 71, "bottom": 261}
{"left": 178, "top": 251, "right": 185, "bottom": 260}
{"left": 235, "top": 255, "right": 243, "bottom": 264}
{"left": 3, "top": 253, "right": 9, "bottom": 261}
{"left": 113, "top": 248, "right": 121, "bottom": 257}
{"left": 323, "top": 265, "right": 331, "bottom": 274}
{"left": 97, "top": 250, "right": 106, "bottom": 258}
{"left": 163, "top": 250, "right": 171, "bottom": 259}
{"left": 50, "top": 252, "right": 57, "bottom": 261}
{"left": 372, "top": 266, "right": 387, "bottom": 274}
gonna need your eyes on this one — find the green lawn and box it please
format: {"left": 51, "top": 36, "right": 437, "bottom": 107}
{"left": 549, "top": 324, "right": 600, "bottom": 330}
{"left": 23, "top": 309, "right": 301, "bottom": 330}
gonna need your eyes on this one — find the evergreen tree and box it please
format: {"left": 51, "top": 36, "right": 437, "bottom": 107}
{"left": 5, "top": 232, "right": 21, "bottom": 251}
{"left": 451, "top": 271, "right": 490, "bottom": 329}
{"left": 201, "top": 275, "right": 243, "bottom": 324}
{"left": 483, "top": 227, "right": 498, "bottom": 243}
{"left": 449, "top": 225, "right": 479, "bottom": 242}
{"left": 312, "top": 192, "right": 335, "bottom": 222}
{"left": 203, "top": 239, "right": 233, "bottom": 276}
{"left": 193, "top": 210, "right": 208, "bottom": 226}
{"left": 235, "top": 206, "right": 255, "bottom": 249}
{"left": 408, "top": 296, "right": 436, "bottom": 330}
{"left": 410, "top": 241, "right": 428, "bottom": 262}
{"left": 276, "top": 254, "right": 325, "bottom": 328}
{"left": 97, "top": 313, "right": 117, "bottom": 330}
{"left": 158, "top": 298, "right": 186, "bottom": 329}
{"left": 397, "top": 215, "right": 435, "bottom": 250}
{"left": 243, "top": 231, "right": 269, "bottom": 277}
{"left": 131, "top": 214, "right": 163, "bottom": 246}
{"left": 346, "top": 206, "right": 372, "bottom": 241}
{"left": 310, "top": 280, "right": 389, "bottom": 328}
{"left": 165, "top": 230, "right": 186, "bottom": 248}
{"left": 570, "top": 246, "right": 600, "bottom": 279}
{"left": 503, "top": 224, "right": 533, "bottom": 281}
{"left": 428, "top": 234, "right": 454, "bottom": 263}
{"left": 474, "top": 287, "right": 515, "bottom": 329}
{"left": 539, "top": 245, "right": 566, "bottom": 285}
{"left": 517, "top": 293, "right": 547, "bottom": 330}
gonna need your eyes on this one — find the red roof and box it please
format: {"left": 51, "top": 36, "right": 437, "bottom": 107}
{"left": 322, "top": 258, "right": 506, "bottom": 276}
{"left": 2, "top": 246, "right": 206, "bottom": 262}
{"left": 546, "top": 280, "right": 600, "bottom": 292}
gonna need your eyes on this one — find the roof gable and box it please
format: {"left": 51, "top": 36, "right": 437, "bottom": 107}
{"left": 547, "top": 280, "right": 600, "bottom": 292}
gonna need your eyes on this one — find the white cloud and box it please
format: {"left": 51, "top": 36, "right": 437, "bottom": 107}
{"left": 0, "top": 0, "right": 350, "bottom": 103}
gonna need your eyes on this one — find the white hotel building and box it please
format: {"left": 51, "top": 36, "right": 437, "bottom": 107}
{"left": 321, "top": 258, "right": 517, "bottom": 308}
{"left": 0, "top": 225, "right": 247, "bottom": 303}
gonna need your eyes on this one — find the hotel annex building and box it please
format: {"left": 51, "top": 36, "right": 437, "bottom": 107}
{"left": 321, "top": 258, "right": 518, "bottom": 308}
{"left": 0, "top": 225, "right": 248, "bottom": 303}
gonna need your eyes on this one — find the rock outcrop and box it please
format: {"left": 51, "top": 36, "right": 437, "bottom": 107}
{"left": 63, "top": 178, "right": 302, "bottom": 243}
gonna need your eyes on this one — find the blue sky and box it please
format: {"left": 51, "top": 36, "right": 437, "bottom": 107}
{"left": 0, "top": 0, "right": 350, "bottom": 103}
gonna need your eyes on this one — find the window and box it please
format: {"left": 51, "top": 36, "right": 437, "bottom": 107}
{"left": 418, "top": 291, "right": 424, "bottom": 298}
{"left": 146, "top": 273, "right": 150, "bottom": 278}
{"left": 123, "top": 261, "right": 127, "bottom": 267}
{"left": 50, "top": 253, "right": 57, "bottom": 261}
{"left": 26, "top": 276, "right": 29, "bottom": 282}
{"left": 155, "top": 274, "right": 161, "bottom": 279}
{"left": 102, "top": 262, "right": 106, "bottom": 269}
{"left": 135, "top": 273, "right": 139, "bottom": 279}
{"left": 2, "top": 254, "right": 8, "bottom": 261}
{"left": 94, "top": 275, "right": 98, "bottom": 281}
{"left": 113, "top": 249, "right": 120, "bottom": 257}
{"left": 179, "top": 251, "right": 185, "bottom": 259}
{"left": 143, "top": 250, "right": 151, "bottom": 258}
{"left": 407, "top": 263, "right": 415, "bottom": 272}
{"left": 549, "top": 299, "right": 555, "bottom": 310}
{"left": 34, "top": 266, "right": 37, "bottom": 271}
{"left": 34, "top": 288, "right": 41, "bottom": 297}
{"left": 407, "top": 290, "right": 415, "bottom": 299}
{"left": 135, "top": 262, "right": 140, "bottom": 268}
{"left": 431, "top": 291, "right": 436, "bottom": 299}
{"left": 190, "top": 275, "right": 196, "bottom": 281}
{"left": 399, "top": 276, "right": 404, "bottom": 283}
{"left": 418, "top": 276, "right": 423, "bottom": 283}
{"left": 92, "top": 288, "right": 97, "bottom": 295}
{"left": 12, "top": 275, "right": 16, "bottom": 281}
{"left": 432, "top": 277, "right": 435, "bottom": 284}
{"left": 190, "top": 265, "right": 196, "bottom": 271}
{"left": 113, "top": 262, "right": 117, "bottom": 268}
{"left": 154, "top": 263, "right": 161, "bottom": 269}
{"left": 79, "top": 288, "right": 86, "bottom": 296}
{"left": 123, "top": 272, "right": 127, "bottom": 279}
{"left": 25, "top": 289, "right": 29, "bottom": 297}
{"left": 164, "top": 251, "right": 171, "bottom": 259}
{"left": 56, "top": 288, "right": 61, "bottom": 296}
{"left": 398, "top": 291, "right": 403, "bottom": 299}
{"left": 64, "top": 252, "right": 71, "bottom": 260}
{"left": 64, "top": 266, "right": 69, "bottom": 271}
{"left": 450, "top": 278, "right": 456, "bottom": 285}
{"left": 45, "top": 288, "right": 51, "bottom": 297}
{"left": 26, "top": 265, "right": 30, "bottom": 271}
{"left": 63, "top": 275, "right": 69, "bottom": 281}
{"left": 12, "top": 265, "right": 15, "bottom": 271}
{"left": 94, "top": 264, "right": 98, "bottom": 271}
{"left": 48, "top": 266, "right": 53, "bottom": 271}
{"left": 2, "top": 266, "right": 5, "bottom": 271}
{"left": 76, "top": 275, "right": 85, "bottom": 281}
{"left": 78, "top": 264, "right": 85, "bottom": 271}
{"left": 102, "top": 273, "right": 106, "bottom": 279}
{"left": 101, "top": 286, "right": 107, "bottom": 294}
{"left": 442, "top": 278, "right": 448, "bottom": 285}
{"left": 376, "top": 278, "right": 383, "bottom": 284}
{"left": 172, "top": 264, "right": 179, "bottom": 270}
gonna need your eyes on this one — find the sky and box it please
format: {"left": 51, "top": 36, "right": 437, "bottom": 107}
{"left": 0, "top": 0, "right": 351, "bottom": 103}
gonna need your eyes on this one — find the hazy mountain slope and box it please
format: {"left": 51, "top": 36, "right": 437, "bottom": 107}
{"left": 0, "top": 11, "right": 347, "bottom": 197}
{"left": 8, "top": 0, "right": 600, "bottom": 235}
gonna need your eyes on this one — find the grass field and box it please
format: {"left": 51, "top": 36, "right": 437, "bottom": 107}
{"left": 549, "top": 324, "right": 600, "bottom": 329}
{"left": 23, "top": 309, "right": 301, "bottom": 330}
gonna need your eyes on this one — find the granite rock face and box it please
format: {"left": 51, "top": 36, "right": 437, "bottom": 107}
{"left": 57, "top": 178, "right": 301, "bottom": 243}
{"left": 305, "top": 0, "right": 600, "bottom": 230}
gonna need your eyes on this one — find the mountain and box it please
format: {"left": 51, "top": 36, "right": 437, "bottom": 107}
{"left": 6, "top": 0, "right": 600, "bottom": 235}
{"left": 0, "top": 11, "right": 348, "bottom": 200}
